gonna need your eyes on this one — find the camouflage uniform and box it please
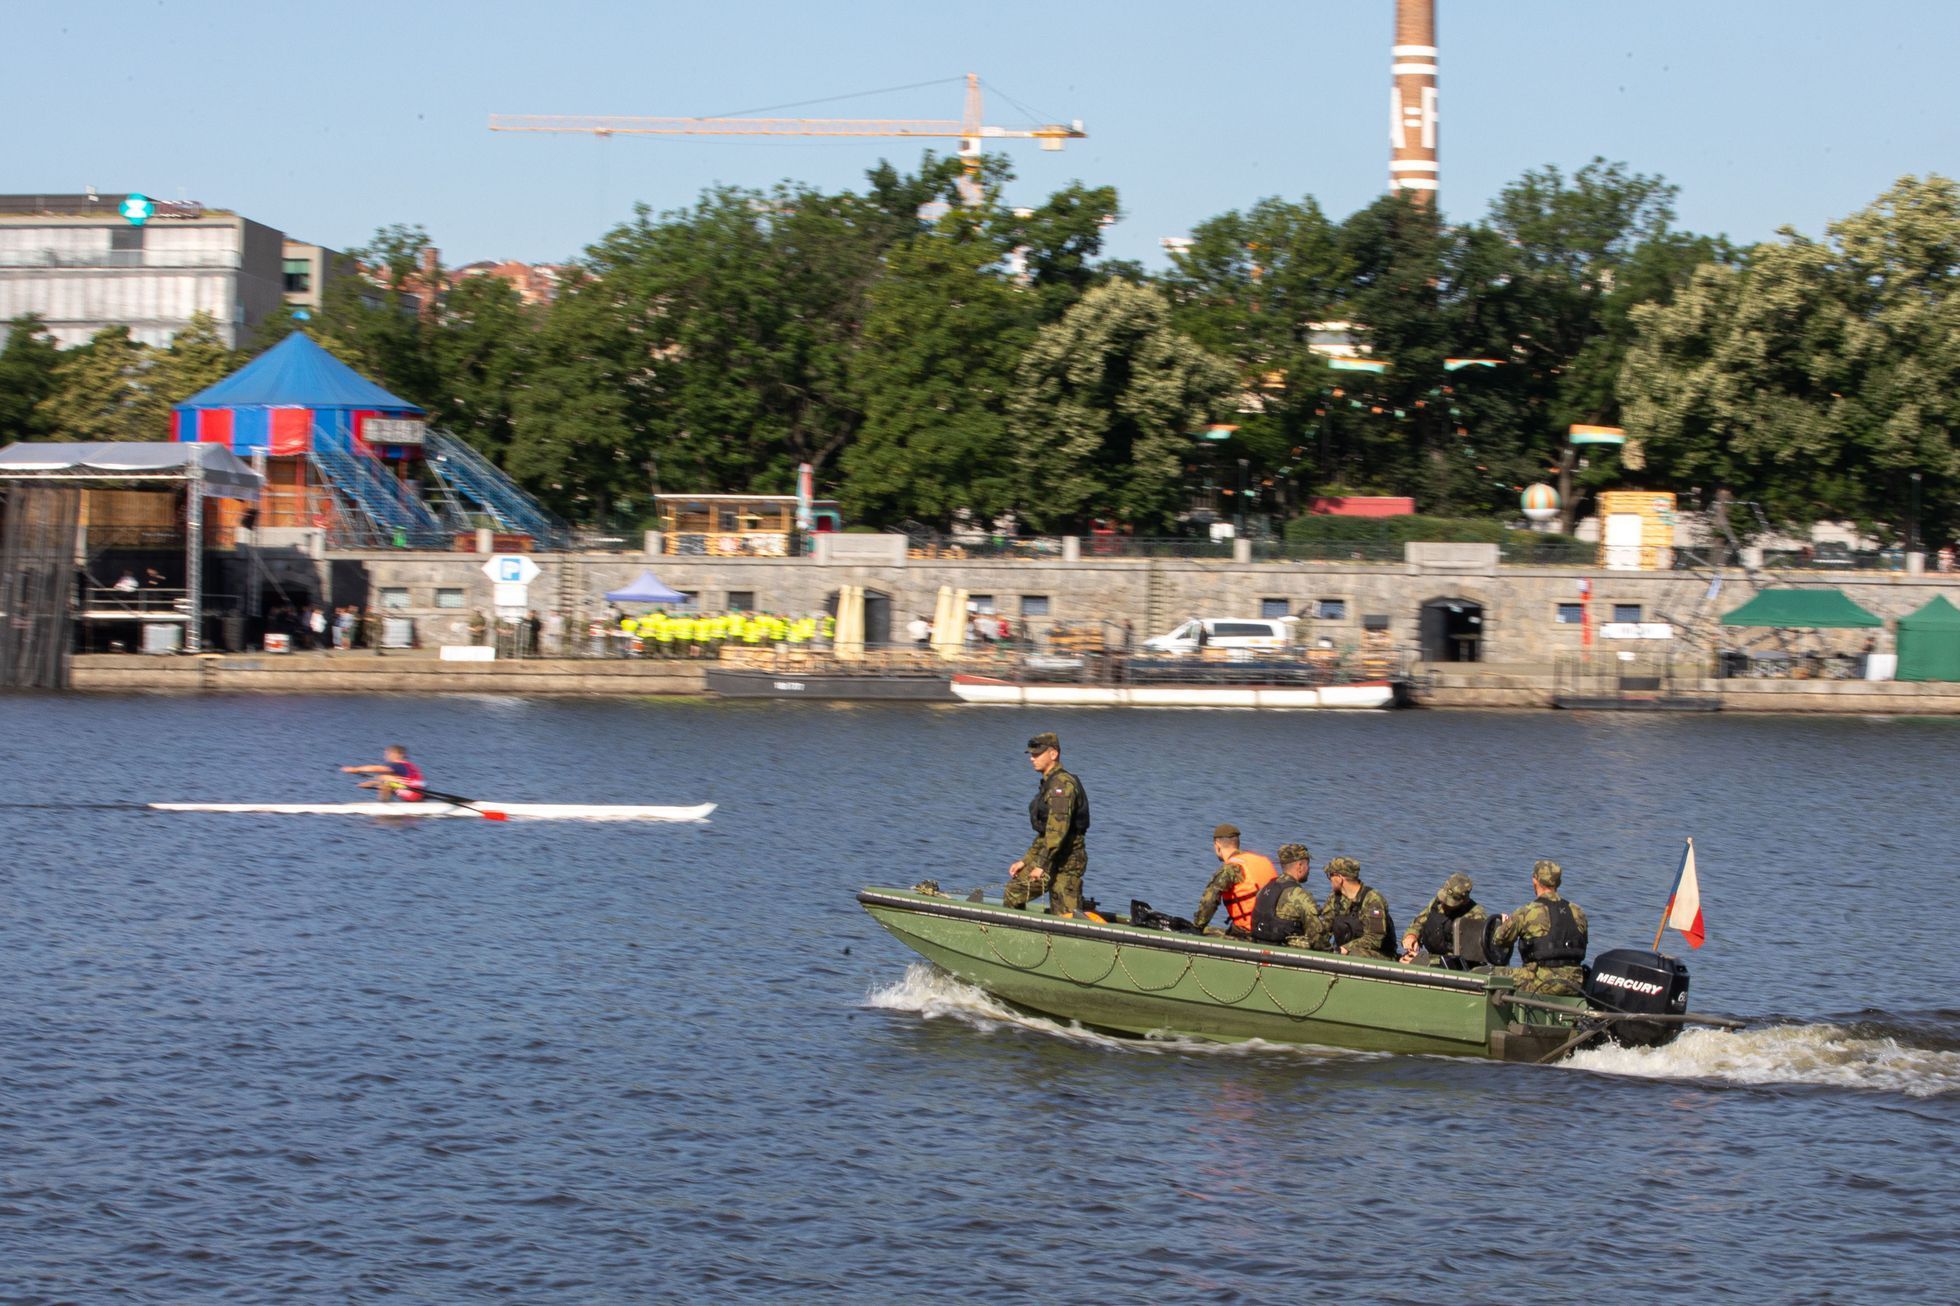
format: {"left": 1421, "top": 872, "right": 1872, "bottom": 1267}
{"left": 1192, "top": 861, "right": 1247, "bottom": 931}
{"left": 1321, "top": 858, "right": 1394, "bottom": 959}
{"left": 1491, "top": 892, "right": 1589, "bottom": 995}
{"left": 1403, "top": 873, "right": 1489, "bottom": 964}
{"left": 1005, "top": 756, "right": 1087, "bottom": 915}
{"left": 1268, "top": 879, "right": 1331, "bottom": 950}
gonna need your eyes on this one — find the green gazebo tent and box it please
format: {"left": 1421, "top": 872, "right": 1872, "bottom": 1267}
{"left": 1896, "top": 594, "right": 1960, "bottom": 682}
{"left": 1719, "top": 588, "right": 1883, "bottom": 628}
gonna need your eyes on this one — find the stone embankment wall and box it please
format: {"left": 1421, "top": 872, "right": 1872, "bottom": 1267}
{"left": 335, "top": 542, "right": 1959, "bottom": 664}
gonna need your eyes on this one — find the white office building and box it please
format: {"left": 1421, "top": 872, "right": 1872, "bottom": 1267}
{"left": 0, "top": 194, "right": 289, "bottom": 348}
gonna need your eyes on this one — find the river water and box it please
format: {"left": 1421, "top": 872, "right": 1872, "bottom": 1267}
{"left": 2, "top": 695, "right": 1956, "bottom": 1301}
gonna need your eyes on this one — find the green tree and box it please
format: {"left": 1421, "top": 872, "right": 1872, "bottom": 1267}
{"left": 1158, "top": 196, "right": 1350, "bottom": 516}
{"left": 1008, "top": 280, "right": 1234, "bottom": 529}
{"left": 0, "top": 315, "right": 61, "bottom": 443}
{"left": 131, "top": 312, "right": 237, "bottom": 437}
{"left": 36, "top": 325, "right": 150, "bottom": 440}
{"left": 310, "top": 224, "right": 442, "bottom": 407}
{"left": 430, "top": 274, "right": 534, "bottom": 460}
{"left": 841, "top": 217, "right": 1038, "bottom": 525}
{"left": 1622, "top": 174, "right": 1960, "bottom": 542}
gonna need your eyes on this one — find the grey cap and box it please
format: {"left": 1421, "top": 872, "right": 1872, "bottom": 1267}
{"left": 1213, "top": 823, "right": 1241, "bottom": 841}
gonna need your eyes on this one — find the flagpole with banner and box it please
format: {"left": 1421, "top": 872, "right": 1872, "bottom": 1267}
{"left": 1652, "top": 837, "right": 1706, "bottom": 951}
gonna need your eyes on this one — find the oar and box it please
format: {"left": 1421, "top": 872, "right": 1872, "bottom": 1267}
{"left": 411, "top": 786, "right": 508, "bottom": 821}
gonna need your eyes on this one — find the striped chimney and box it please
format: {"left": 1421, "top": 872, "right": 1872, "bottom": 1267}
{"left": 1389, "top": 0, "right": 1439, "bottom": 205}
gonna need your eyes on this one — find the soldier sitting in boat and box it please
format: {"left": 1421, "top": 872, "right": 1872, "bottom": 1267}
{"left": 1321, "top": 857, "right": 1397, "bottom": 959}
{"left": 1246, "top": 843, "right": 1331, "bottom": 950}
{"left": 1193, "top": 824, "right": 1278, "bottom": 937}
{"left": 1489, "top": 860, "right": 1589, "bottom": 995}
{"left": 1004, "top": 732, "right": 1089, "bottom": 916}
{"left": 1397, "top": 873, "right": 1490, "bottom": 967}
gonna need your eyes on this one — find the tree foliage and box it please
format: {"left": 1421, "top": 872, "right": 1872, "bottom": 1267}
{"left": 7, "top": 157, "right": 1951, "bottom": 545}
{"left": 1008, "top": 280, "right": 1234, "bottom": 529}
{"left": 0, "top": 315, "right": 62, "bottom": 443}
{"left": 1621, "top": 174, "right": 1960, "bottom": 541}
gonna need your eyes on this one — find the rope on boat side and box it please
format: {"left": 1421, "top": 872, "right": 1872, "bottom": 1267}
{"left": 1258, "top": 968, "right": 1338, "bottom": 1021}
{"left": 978, "top": 922, "right": 1051, "bottom": 971}
{"left": 1054, "top": 943, "right": 1120, "bottom": 986}
{"left": 1190, "top": 960, "right": 1261, "bottom": 1005}
{"left": 1115, "top": 948, "right": 1194, "bottom": 993}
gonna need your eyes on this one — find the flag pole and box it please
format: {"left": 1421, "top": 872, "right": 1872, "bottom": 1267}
{"left": 1652, "top": 837, "right": 1692, "bottom": 950}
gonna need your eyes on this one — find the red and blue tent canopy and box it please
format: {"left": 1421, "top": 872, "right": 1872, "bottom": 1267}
{"left": 172, "top": 333, "right": 423, "bottom": 457}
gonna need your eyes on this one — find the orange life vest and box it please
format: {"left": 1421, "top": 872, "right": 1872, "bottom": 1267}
{"left": 1222, "top": 851, "right": 1279, "bottom": 932}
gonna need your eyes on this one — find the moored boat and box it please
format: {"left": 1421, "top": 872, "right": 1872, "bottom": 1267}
{"left": 859, "top": 887, "right": 1724, "bottom": 1062}
{"left": 950, "top": 673, "right": 1400, "bottom": 709}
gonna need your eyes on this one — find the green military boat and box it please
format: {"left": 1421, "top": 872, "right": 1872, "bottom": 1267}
{"left": 859, "top": 887, "right": 1725, "bottom": 1062}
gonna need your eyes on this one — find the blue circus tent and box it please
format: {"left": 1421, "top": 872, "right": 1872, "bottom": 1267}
{"left": 605, "top": 570, "right": 688, "bottom": 604}
{"left": 172, "top": 333, "right": 423, "bottom": 457}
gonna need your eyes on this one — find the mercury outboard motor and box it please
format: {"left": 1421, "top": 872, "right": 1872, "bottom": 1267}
{"left": 1585, "top": 949, "right": 1691, "bottom": 1047}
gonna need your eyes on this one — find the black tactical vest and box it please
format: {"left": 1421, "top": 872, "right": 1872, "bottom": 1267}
{"left": 1328, "top": 890, "right": 1396, "bottom": 954}
{"left": 1248, "top": 877, "right": 1297, "bottom": 943}
{"left": 1418, "top": 898, "right": 1478, "bottom": 956}
{"left": 1518, "top": 898, "right": 1587, "bottom": 966}
{"left": 1029, "top": 767, "right": 1090, "bottom": 843}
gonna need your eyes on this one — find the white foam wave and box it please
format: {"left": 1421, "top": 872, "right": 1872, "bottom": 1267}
{"left": 862, "top": 963, "right": 1375, "bottom": 1061}
{"left": 1565, "top": 1022, "right": 1960, "bottom": 1098}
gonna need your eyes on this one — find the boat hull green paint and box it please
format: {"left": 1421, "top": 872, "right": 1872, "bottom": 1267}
{"left": 858, "top": 888, "right": 1591, "bottom": 1062}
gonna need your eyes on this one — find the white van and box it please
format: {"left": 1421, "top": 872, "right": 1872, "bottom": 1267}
{"left": 1142, "top": 617, "right": 1294, "bottom": 655}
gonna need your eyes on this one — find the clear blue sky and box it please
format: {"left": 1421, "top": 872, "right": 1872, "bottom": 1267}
{"left": 9, "top": 0, "right": 1955, "bottom": 266}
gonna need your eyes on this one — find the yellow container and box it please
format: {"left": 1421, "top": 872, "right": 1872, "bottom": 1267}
{"left": 1596, "top": 490, "right": 1676, "bottom": 571}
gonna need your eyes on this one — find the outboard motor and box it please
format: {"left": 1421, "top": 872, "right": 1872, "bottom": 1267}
{"left": 1585, "top": 949, "right": 1691, "bottom": 1047}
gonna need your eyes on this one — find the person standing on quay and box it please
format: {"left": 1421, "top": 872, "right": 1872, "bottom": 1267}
{"left": 1004, "top": 733, "right": 1089, "bottom": 916}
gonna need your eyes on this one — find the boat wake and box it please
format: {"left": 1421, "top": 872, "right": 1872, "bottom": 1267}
{"left": 863, "top": 964, "right": 1377, "bottom": 1061}
{"left": 1564, "top": 1016, "right": 1960, "bottom": 1098}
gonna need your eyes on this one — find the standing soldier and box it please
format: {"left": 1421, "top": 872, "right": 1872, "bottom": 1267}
{"left": 1192, "top": 824, "right": 1278, "bottom": 936}
{"left": 1398, "top": 873, "right": 1489, "bottom": 966}
{"left": 1490, "top": 860, "right": 1589, "bottom": 995}
{"left": 1248, "top": 843, "right": 1330, "bottom": 949}
{"left": 1321, "top": 857, "right": 1397, "bottom": 959}
{"left": 1004, "top": 733, "right": 1089, "bottom": 916}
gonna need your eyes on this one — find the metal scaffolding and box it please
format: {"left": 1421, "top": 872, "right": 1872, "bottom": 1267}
{"left": 0, "top": 442, "right": 262, "bottom": 661}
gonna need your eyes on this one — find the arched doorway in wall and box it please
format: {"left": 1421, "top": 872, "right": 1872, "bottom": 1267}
{"left": 1419, "top": 597, "right": 1484, "bottom": 662}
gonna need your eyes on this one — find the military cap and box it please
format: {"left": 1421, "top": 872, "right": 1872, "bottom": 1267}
{"left": 1440, "top": 873, "right": 1474, "bottom": 906}
{"left": 1325, "top": 856, "right": 1360, "bottom": 879}
{"left": 1533, "top": 859, "right": 1563, "bottom": 888}
{"left": 1027, "top": 732, "right": 1059, "bottom": 753}
{"left": 1276, "top": 843, "right": 1312, "bottom": 867}
{"left": 1212, "top": 823, "right": 1241, "bottom": 841}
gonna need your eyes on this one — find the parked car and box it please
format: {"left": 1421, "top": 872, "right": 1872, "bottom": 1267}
{"left": 1142, "top": 617, "right": 1294, "bottom": 654}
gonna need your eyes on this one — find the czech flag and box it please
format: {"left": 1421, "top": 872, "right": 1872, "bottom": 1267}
{"left": 1665, "top": 839, "right": 1706, "bottom": 949}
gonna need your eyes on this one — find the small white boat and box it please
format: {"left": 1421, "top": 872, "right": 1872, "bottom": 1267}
{"left": 949, "top": 674, "right": 1397, "bottom": 710}
{"left": 149, "top": 800, "right": 716, "bottom": 822}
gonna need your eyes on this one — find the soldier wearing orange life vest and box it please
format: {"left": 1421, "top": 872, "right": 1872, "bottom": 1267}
{"left": 1192, "top": 823, "right": 1278, "bottom": 936}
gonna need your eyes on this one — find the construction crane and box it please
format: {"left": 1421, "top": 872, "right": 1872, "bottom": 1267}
{"left": 489, "top": 73, "right": 1085, "bottom": 206}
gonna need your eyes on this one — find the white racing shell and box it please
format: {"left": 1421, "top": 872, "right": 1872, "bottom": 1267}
{"left": 150, "top": 800, "right": 716, "bottom": 822}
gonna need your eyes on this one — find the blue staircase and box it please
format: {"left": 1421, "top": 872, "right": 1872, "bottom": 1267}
{"left": 310, "top": 443, "right": 449, "bottom": 548}
{"left": 425, "top": 430, "right": 570, "bottom": 549}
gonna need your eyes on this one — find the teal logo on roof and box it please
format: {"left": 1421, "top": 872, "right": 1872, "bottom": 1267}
{"left": 120, "top": 193, "right": 154, "bottom": 226}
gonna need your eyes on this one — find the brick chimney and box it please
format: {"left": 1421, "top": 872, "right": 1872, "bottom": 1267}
{"left": 1389, "top": 0, "right": 1439, "bottom": 206}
